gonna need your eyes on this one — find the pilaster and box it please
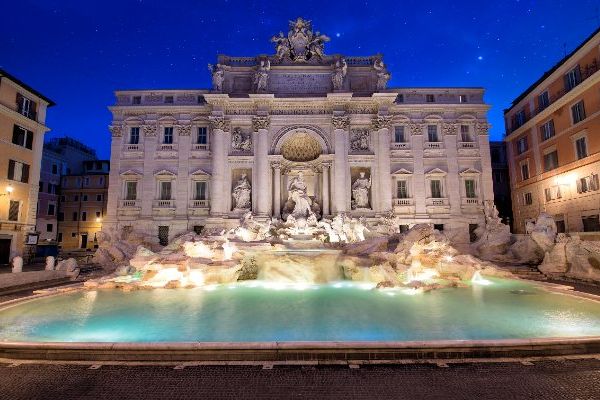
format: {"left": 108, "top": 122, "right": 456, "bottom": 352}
{"left": 332, "top": 114, "right": 350, "bottom": 214}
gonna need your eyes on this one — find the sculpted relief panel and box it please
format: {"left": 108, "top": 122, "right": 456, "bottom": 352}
{"left": 350, "top": 129, "right": 370, "bottom": 152}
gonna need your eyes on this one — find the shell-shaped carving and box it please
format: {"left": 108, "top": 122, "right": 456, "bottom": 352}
{"left": 280, "top": 132, "right": 322, "bottom": 162}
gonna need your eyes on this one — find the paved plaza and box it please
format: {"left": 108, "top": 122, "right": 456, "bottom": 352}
{"left": 1, "top": 359, "right": 599, "bottom": 399}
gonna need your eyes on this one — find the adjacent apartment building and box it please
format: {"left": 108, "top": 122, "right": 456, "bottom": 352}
{"left": 35, "top": 137, "right": 97, "bottom": 254}
{"left": 505, "top": 27, "right": 600, "bottom": 233}
{"left": 57, "top": 160, "right": 109, "bottom": 251}
{"left": 489, "top": 141, "right": 513, "bottom": 227}
{"left": 0, "top": 69, "right": 54, "bottom": 264}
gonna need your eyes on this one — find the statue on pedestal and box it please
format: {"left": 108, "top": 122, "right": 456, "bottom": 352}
{"left": 232, "top": 173, "right": 252, "bottom": 211}
{"left": 351, "top": 172, "right": 371, "bottom": 209}
{"left": 331, "top": 58, "right": 347, "bottom": 90}
{"left": 373, "top": 59, "right": 390, "bottom": 90}
{"left": 208, "top": 63, "right": 225, "bottom": 92}
{"left": 254, "top": 60, "right": 270, "bottom": 92}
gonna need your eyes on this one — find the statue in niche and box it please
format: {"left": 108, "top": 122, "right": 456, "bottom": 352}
{"left": 207, "top": 63, "right": 225, "bottom": 92}
{"left": 282, "top": 171, "right": 320, "bottom": 222}
{"left": 331, "top": 58, "right": 347, "bottom": 90}
{"left": 231, "top": 128, "right": 252, "bottom": 152}
{"left": 232, "top": 173, "right": 252, "bottom": 211}
{"left": 351, "top": 172, "right": 372, "bottom": 209}
{"left": 350, "top": 129, "right": 369, "bottom": 151}
{"left": 373, "top": 59, "right": 391, "bottom": 90}
{"left": 254, "top": 60, "right": 270, "bottom": 92}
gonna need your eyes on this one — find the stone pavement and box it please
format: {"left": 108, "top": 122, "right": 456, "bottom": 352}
{"left": 0, "top": 359, "right": 599, "bottom": 399}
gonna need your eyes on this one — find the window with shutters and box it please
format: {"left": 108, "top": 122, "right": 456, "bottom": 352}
{"left": 565, "top": 66, "right": 582, "bottom": 91}
{"left": 540, "top": 120, "right": 555, "bottom": 141}
{"left": 81, "top": 212, "right": 87, "bottom": 221}
{"left": 12, "top": 125, "right": 33, "bottom": 149}
{"left": 544, "top": 186, "right": 562, "bottom": 202}
{"left": 571, "top": 101, "right": 586, "bottom": 124}
{"left": 524, "top": 192, "right": 533, "bottom": 205}
{"left": 8, "top": 201, "right": 19, "bottom": 221}
{"left": 538, "top": 91, "right": 550, "bottom": 110}
{"left": 543, "top": 150, "right": 559, "bottom": 172}
{"left": 516, "top": 136, "right": 528, "bottom": 154}
{"left": 465, "top": 179, "right": 477, "bottom": 198}
{"left": 575, "top": 137, "right": 588, "bottom": 159}
{"left": 16, "top": 94, "right": 36, "bottom": 120}
{"left": 7, "top": 160, "right": 29, "bottom": 183}
{"left": 577, "top": 174, "right": 599, "bottom": 194}
{"left": 521, "top": 162, "right": 530, "bottom": 181}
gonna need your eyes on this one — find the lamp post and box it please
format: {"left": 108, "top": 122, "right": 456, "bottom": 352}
{"left": 0, "top": 185, "right": 14, "bottom": 197}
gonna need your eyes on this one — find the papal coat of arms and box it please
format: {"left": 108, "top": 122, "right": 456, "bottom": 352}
{"left": 271, "top": 17, "right": 330, "bottom": 62}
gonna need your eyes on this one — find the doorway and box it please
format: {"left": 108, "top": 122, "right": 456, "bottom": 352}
{"left": 0, "top": 239, "right": 10, "bottom": 265}
{"left": 80, "top": 234, "right": 88, "bottom": 249}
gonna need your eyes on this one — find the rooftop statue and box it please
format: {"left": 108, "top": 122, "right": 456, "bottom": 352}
{"left": 373, "top": 59, "right": 391, "bottom": 90}
{"left": 271, "top": 17, "right": 330, "bottom": 63}
{"left": 207, "top": 63, "right": 225, "bottom": 92}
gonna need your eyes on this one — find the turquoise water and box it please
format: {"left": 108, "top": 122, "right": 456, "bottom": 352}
{"left": 0, "top": 278, "right": 599, "bottom": 342}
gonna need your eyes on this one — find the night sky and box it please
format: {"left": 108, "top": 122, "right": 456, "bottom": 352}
{"left": 1, "top": 0, "right": 599, "bottom": 159}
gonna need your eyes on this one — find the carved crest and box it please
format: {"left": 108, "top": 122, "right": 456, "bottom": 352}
{"left": 271, "top": 17, "right": 330, "bottom": 63}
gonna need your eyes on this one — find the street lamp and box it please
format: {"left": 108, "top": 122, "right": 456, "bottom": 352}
{"left": 0, "top": 185, "right": 13, "bottom": 197}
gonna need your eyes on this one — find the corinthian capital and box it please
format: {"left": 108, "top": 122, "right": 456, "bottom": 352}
{"left": 252, "top": 115, "right": 271, "bottom": 131}
{"left": 109, "top": 125, "right": 123, "bottom": 137}
{"left": 331, "top": 115, "right": 350, "bottom": 130}
{"left": 372, "top": 115, "right": 393, "bottom": 130}
{"left": 209, "top": 116, "right": 230, "bottom": 132}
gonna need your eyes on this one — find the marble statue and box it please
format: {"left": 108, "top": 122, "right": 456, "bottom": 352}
{"left": 254, "top": 60, "right": 270, "bottom": 92}
{"left": 208, "top": 63, "right": 225, "bottom": 92}
{"left": 45, "top": 256, "right": 55, "bottom": 271}
{"left": 231, "top": 128, "right": 252, "bottom": 152}
{"left": 11, "top": 256, "right": 23, "bottom": 273}
{"left": 331, "top": 58, "right": 347, "bottom": 90}
{"left": 373, "top": 59, "right": 390, "bottom": 90}
{"left": 286, "top": 172, "right": 313, "bottom": 220}
{"left": 351, "top": 172, "right": 371, "bottom": 209}
{"left": 271, "top": 17, "right": 330, "bottom": 62}
{"left": 232, "top": 173, "right": 252, "bottom": 210}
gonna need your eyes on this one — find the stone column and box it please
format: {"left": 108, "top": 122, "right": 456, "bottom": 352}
{"left": 272, "top": 161, "right": 281, "bottom": 218}
{"left": 25, "top": 126, "right": 47, "bottom": 228}
{"left": 141, "top": 124, "right": 158, "bottom": 218}
{"left": 374, "top": 115, "right": 393, "bottom": 213}
{"left": 253, "top": 116, "right": 271, "bottom": 217}
{"left": 175, "top": 124, "right": 192, "bottom": 217}
{"left": 332, "top": 115, "right": 349, "bottom": 214}
{"left": 209, "top": 116, "right": 229, "bottom": 216}
{"left": 322, "top": 162, "right": 331, "bottom": 216}
{"left": 410, "top": 123, "right": 427, "bottom": 217}
{"left": 477, "top": 123, "right": 495, "bottom": 202}
{"left": 104, "top": 125, "right": 124, "bottom": 227}
{"left": 443, "top": 122, "right": 461, "bottom": 215}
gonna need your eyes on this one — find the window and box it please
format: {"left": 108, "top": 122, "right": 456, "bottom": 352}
{"left": 544, "top": 186, "right": 562, "bottom": 202}
{"left": 194, "top": 181, "right": 207, "bottom": 200}
{"left": 426, "top": 94, "right": 435, "bottom": 103}
{"left": 433, "top": 224, "right": 444, "bottom": 231}
{"left": 577, "top": 174, "right": 599, "bottom": 193}
{"left": 515, "top": 109, "right": 526, "bottom": 127}
{"left": 543, "top": 150, "right": 559, "bottom": 172}
{"left": 469, "top": 224, "right": 478, "bottom": 243}
{"left": 516, "top": 136, "right": 528, "bottom": 154}
{"left": 465, "top": 179, "right": 477, "bottom": 198}
{"left": 99, "top": 177, "right": 104, "bottom": 185}
{"left": 96, "top": 211, "right": 101, "bottom": 218}
{"left": 82, "top": 195, "right": 88, "bottom": 201}
{"left": 125, "top": 181, "right": 137, "bottom": 200}
{"left": 459, "top": 94, "right": 468, "bottom": 103}
{"left": 575, "top": 137, "right": 588, "bottom": 159}
{"left": 197, "top": 127, "right": 208, "bottom": 144}
{"left": 399, "top": 224, "right": 409, "bottom": 233}
{"left": 160, "top": 181, "right": 172, "bottom": 200}
{"left": 427, "top": 125, "right": 438, "bottom": 142}
{"left": 7, "top": 160, "right": 29, "bottom": 183}
{"left": 72, "top": 212, "right": 78, "bottom": 221}
{"left": 47, "top": 203, "right": 55, "bottom": 216}
{"left": 521, "top": 163, "right": 530, "bottom": 181}
{"left": 83, "top": 177, "right": 90, "bottom": 186}
{"left": 96, "top": 194, "right": 103, "bottom": 201}
{"left": 76, "top": 177, "right": 81, "bottom": 187}
{"left": 394, "top": 126, "right": 405, "bottom": 143}
{"left": 132, "top": 96, "right": 141, "bottom": 105}
{"left": 46, "top": 224, "right": 53, "bottom": 232}
{"left": 397, "top": 180, "right": 408, "bottom": 199}
{"left": 582, "top": 215, "right": 600, "bottom": 232}
{"left": 48, "top": 184, "right": 57, "bottom": 194}
{"left": 524, "top": 192, "right": 533, "bottom": 205}
{"left": 81, "top": 211, "right": 87, "bottom": 221}
{"left": 8, "top": 200, "right": 19, "bottom": 221}
{"left": 430, "top": 180, "right": 442, "bottom": 198}
{"left": 51, "top": 164, "right": 58, "bottom": 174}
{"left": 571, "top": 101, "right": 586, "bottom": 124}
{"left": 538, "top": 91, "right": 550, "bottom": 110}
{"left": 197, "top": 95, "right": 206, "bottom": 104}
{"left": 39, "top": 181, "right": 44, "bottom": 192}
{"left": 17, "top": 94, "right": 36, "bottom": 120}
{"left": 460, "top": 125, "right": 472, "bottom": 142}
{"left": 163, "top": 127, "right": 174, "bottom": 144}
{"left": 71, "top": 232, "right": 76, "bottom": 238}
{"left": 555, "top": 218, "right": 566, "bottom": 233}
{"left": 164, "top": 96, "right": 174, "bottom": 104}
{"left": 565, "top": 66, "right": 581, "bottom": 91}
{"left": 74, "top": 195, "right": 79, "bottom": 202}
{"left": 540, "top": 120, "right": 555, "bottom": 141}
{"left": 12, "top": 125, "right": 33, "bottom": 149}
{"left": 130, "top": 127, "right": 140, "bottom": 144}
{"left": 58, "top": 233, "right": 63, "bottom": 242}
{"left": 158, "top": 226, "right": 169, "bottom": 246}
{"left": 58, "top": 212, "right": 64, "bottom": 221}
{"left": 60, "top": 195, "right": 66, "bottom": 202}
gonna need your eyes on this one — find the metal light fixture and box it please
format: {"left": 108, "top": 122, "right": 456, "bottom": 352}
{"left": 0, "top": 185, "right": 13, "bottom": 197}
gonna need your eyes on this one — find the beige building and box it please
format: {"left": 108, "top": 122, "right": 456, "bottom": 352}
{"left": 0, "top": 69, "right": 54, "bottom": 265}
{"left": 58, "top": 160, "right": 109, "bottom": 251}
{"left": 505, "top": 27, "right": 600, "bottom": 233}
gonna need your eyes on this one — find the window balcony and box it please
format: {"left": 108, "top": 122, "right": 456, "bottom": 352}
{"left": 124, "top": 144, "right": 143, "bottom": 151}
{"left": 120, "top": 199, "right": 140, "bottom": 208}
{"left": 425, "top": 142, "right": 443, "bottom": 149}
{"left": 393, "top": 198, "right": 413, "bottom": 206}
{"left": 189, "top": 199, "right": 210, "bottom": 208}
{"left": 458, "top": 142, "right": 476, "bottom": 149}
{"left": 462, "top": 197, "right": 481, "bottom": 206}
{"left": 153, "top": 199, "right": 175, "bottom": 208}
{"left": 426, "top": 197, "right": 450, "bottom": 213}
{"left": 391, "top": 142, "right": 410, "bottom": 150}
{"left": 157, "top": 143, "right": 177, "bottom": 151}
{"left": 392, "top": 198, "right": 415, "bottom": 214}
{"left": 192, "top": 143, "right": 209, "bottom": 151}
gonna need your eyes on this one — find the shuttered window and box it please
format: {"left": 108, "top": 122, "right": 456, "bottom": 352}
{"left": 7, "top": 160, "right": 29, "bottom": 183}
{"left": 12, "top": 125, "right": 33, "bottom": 149}
{"left": 8, "top": 200, "right": 19, "bottom": 221}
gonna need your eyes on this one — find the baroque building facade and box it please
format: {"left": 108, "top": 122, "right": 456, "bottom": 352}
{"left": 105, "top": 18, "right": 494, "bottom": 245}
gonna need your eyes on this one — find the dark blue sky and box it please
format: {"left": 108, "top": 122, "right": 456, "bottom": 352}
{"left": 2, "top": 0, "right": 599, "bottom": 159}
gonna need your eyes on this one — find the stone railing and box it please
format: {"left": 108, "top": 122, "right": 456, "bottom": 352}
{"left": 393, "top": 198, "right": 413, "bottom": 206}
{"left": 120, "top": 199, "right": 140, "bottom": 208}
{"left": 427, "top": 197, "right": 450, "bottom": 207}
{"left": 124, "top": 144, "right": 143, "bottom": 151}
{"left": 189, "top": 199, "right": 210, "bottom": 208}
{"left": 157, "top": 144, "right": 177, "bottom": 151}
{"left": 458, "top": 142, "right": 476, "bottom": 149}
{"left": 153, "top": 199, "right": 175, "bottom": 208}
{"left": 391, "top": 142, "right": 410, "bottom": 149}
{"left": 192, "top": 143, "right": 209, "bottom": 151}
{"left": 462, "top": 198, "right": 481, "bottom": 206}
{"left": 425, "top": 142, "right": 442, "bottom": 149}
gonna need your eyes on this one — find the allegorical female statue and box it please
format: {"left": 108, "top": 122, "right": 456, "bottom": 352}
{"left": 254, "top": 60, "right": 270, "bottom": 92}
{"left": 208, "top": 63, "right": 225, "bottom": 92}
{"left": 351, "top": 172, "right": 371, "bottom": 209}
{"left": 232, "top": 173, "right": 252, "bottom": 210}
{"left": 331, "top": 58, "right": 347, "bottom": 90}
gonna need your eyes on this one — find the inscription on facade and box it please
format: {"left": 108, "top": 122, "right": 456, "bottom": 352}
{"left": 269, "top": 73, "right": 331, "bottom": 94}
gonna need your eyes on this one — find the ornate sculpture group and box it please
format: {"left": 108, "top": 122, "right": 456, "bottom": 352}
{"left": 373, "top": 59, "right": 390, "bottom": 90}
{"left": 282, "top": 172, "right": 320, "bottom": 224}
{"left": 232, "top": 173, "right": 252, "bottom": 211}
{"left": 271, "top": 17, "right": 330, "bottom": 63}
{"left": 231, "top": 128, "right": 252, "bottom": 152}
{"left": 351, "top": 172, "right": 372, "bottom": 209}
{"left": 350, "top": 129, "right": 370, "bottom": 152}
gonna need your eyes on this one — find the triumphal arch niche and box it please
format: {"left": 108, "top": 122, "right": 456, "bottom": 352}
{"left": 107, "top": 16, "right": 493, "bottom": 245}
